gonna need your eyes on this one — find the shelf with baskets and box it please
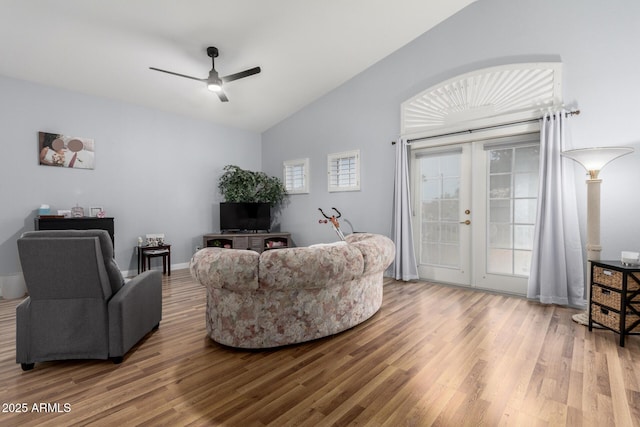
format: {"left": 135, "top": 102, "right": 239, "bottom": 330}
{"left": 588, "top": 260, "right": 640, "bottom": 347}
{"left": 202, "top": 232, "right": 291, "bottom": 253}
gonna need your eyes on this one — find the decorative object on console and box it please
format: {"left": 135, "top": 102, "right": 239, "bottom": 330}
{"left": 90, "top": 207, "right": 104, "bottom": 217}
{"left": 145, "top": 233, "right": 165, "bottom": 246}
{"left": 71, "top": 205, "right": 84, "bottom": 218}
{"left": 38, "top": 204, "right": 50, "bottom": 215}
{"left": 562, "top": 146, "right": 635, "bottom": 325}
{"left": 38, "top": 131, "right": 95, "bottom": 170}
{"left": 621, "top": 251, "right": 640, "bottom": 266}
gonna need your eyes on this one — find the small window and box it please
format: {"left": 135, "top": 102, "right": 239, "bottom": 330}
{"left": 328, "top": 150, "right": 360, "bottom": 192}
{"left": 283, "top": 158, "right": 309, "bottom": 194}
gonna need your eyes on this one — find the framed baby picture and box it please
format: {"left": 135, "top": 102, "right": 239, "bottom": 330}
{"left": 38, "top": 131, "right": 95, "bottom": 170}
{"left": 89, "top": 207, "right": 104, "bottom": 217}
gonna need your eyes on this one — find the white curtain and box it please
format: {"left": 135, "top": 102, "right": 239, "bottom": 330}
{"left": 391, "top": 138, "right": 419, "bottom": 281}
{"left": 527, "top": 110, "right": 585, "bottom": 306}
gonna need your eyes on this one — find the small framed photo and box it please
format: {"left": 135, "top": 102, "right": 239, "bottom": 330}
{"left": 89, "top": 207, "right": 103, "bottom": 217}
{"left": 57, "top": 209, "right": 72, "bottom": 218}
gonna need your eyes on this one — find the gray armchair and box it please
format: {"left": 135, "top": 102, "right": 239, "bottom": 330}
{"left": 16, "top": 229, "right": 162, "bottom": 371}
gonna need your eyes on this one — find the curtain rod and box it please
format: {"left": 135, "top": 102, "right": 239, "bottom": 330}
{"left": 392, "top": 109, "right": 581, "bottom": 145}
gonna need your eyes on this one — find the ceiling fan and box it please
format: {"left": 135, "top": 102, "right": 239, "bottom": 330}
{"left": 149, "top": 46, "right": 261, "bottom": 102}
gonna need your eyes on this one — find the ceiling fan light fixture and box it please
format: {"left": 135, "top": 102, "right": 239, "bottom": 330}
{"left": 207, "top": 82, "right": 222, "bottom": 92}
{"left": 149, "top": 46, "right": 260, "bottom": 102}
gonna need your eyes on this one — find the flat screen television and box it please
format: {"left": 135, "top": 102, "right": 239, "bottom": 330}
{"left": 220, "top": 202, "right": 271, "bottom": 232}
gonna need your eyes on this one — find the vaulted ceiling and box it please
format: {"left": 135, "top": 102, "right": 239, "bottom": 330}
{"left": 0, "top": 0, "right": 475, "bottom": 132}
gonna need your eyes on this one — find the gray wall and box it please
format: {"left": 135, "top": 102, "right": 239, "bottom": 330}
{"left": 3, "top": 0, "right": 640, "bottom": 287}
{"left": 262, "top": 0, "right": 640, "bottom": 258}
{"left": 0, "top": 75, "right": 261, "bottom": 279}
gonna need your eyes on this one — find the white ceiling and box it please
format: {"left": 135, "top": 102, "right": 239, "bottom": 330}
{"left": 0, "top": 0, "right": 475, "bottom": 133}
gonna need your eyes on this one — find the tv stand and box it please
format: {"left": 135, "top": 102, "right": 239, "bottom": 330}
{"left": 202, "top": 232, "right": 291, "bottom": 253}
{"left": 220, "top": 230, "right": 269, "bottom": 234}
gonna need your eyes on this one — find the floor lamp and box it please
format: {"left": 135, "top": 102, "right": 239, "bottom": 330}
{"left": 562, "top": 147, "right": 634, "bottom": 325}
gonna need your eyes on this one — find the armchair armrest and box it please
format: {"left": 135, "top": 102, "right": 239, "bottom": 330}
{"left": 15, "top": 297, "right": 32, "bottom": 363}
{"left": 108, "top": 270, "right": 162, "bottom": 357}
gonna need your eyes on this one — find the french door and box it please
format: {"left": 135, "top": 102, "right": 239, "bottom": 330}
{"left": 411, "top": 132, "right": 540, "bottom": 295}
{"left": 412, "top": 144, "right": 472, "bottom": 285}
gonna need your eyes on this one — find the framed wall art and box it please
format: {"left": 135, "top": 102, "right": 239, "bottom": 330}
{"left": 38, "top": 131, "right": 95, "bottom": 170}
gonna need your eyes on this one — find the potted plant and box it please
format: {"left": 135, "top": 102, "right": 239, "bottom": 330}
{"left": 217, "top": 165, "right": 287, "bottom": 206}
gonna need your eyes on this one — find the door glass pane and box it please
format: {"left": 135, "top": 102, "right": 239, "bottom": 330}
{"left": 419, "top": 151, "right": 461, "bottom": 268}
{"left": 514, "top": 172, "right": 538, "bottom": 197}
{"left": 440, "top": 200, "right": 458, "bottom": 220}
{"left": 489, "top": 149, "right": 513, "bottom": 173}
{"left": 514, "top": 145, "right": 540, "bottom": 172}
{"left": 488, "top": 249, "right": 513, "bottom": 274}
{"left": 489, "top": 200, "right": 511, "bottom": 223}
{"left": 442, "top": 178, "right": 459, "bottom": 199}
{"left": 489, "top": 224, "right": 512, "bottom": 247}
{"left": 514, "top": 250, "right": 533, "bottom": 276}
{"left": 440, "top": 244, "right": 459, "bottom": 267}
{"left": 514, "top": 199, "right": 537, "bottom": 223}
{"left": 514, "top": 225, "right": 534, "bottom": 250}
{"left": 489, "top": 175, "right": 512, "bottom": 198}
{"left": 487, "top": 144, "right": 539, "bottom": 277}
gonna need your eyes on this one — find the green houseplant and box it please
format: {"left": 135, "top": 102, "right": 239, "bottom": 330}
{"left": 218, "top": 165, "right": 287, "bottom": 206}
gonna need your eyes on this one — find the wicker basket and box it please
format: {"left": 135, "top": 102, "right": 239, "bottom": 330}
{"left": 593, "top": 266, "right": 640, "bottom": 291}
{"left": 630, "top": 273, "right": 640, "bottom": 291}
{"left": 593, "top": 266, "right": 623, "bottom": 289}
{"left": 591, "top": 284, "right": 621, "bottom": 309}
{"left": 591, "top": 304, "right": 640, "bottom": 333}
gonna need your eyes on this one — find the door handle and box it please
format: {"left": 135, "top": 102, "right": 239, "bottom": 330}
{"left": 459, "top": 220, "right": 471, "bottom": 225}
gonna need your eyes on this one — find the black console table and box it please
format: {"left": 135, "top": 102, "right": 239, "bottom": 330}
{"left": 35, "top": 216, "right": 115, "bottom": 247}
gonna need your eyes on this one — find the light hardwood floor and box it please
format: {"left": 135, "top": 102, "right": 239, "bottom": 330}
{"left": 0, "top": 269, "right": 638, "bottom": 426}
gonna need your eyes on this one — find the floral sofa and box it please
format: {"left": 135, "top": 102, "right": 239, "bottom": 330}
{"left": 189, "top": 233, "right": 395, "bottom": 348}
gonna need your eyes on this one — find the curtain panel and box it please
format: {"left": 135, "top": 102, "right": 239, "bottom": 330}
{"left": 527, "top": 110, "right": 585, "bottom": 306}
{"left": 391, "top": 139, "right": 419, "bottom": 281}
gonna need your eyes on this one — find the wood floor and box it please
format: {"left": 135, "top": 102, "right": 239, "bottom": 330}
{"left": 0, "top": 269, "right": 638, "bottom": 426}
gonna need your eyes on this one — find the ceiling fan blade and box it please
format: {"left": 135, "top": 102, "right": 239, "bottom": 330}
{"left": 221, "top": 67, "right": 261, "bottom": 83}
{"left": 217, "top": 90, "right": 229, "bottom": 102}
{"left": 149, "top": 67, "right": 206, "bottom": 83}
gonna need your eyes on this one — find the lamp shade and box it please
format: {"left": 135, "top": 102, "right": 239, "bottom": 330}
{"left": 562, "top": 147, "right": 634, "bottom": 178}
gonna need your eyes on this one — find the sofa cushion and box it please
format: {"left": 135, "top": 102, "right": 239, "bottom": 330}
{"left": 258, "top": 244, "right": 364, "bottom": 290}
{"left": 345, "top": 233, "right": 395, "bottom": 275}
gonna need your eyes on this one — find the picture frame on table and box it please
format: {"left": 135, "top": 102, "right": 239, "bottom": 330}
{"left": 89, "top": 207, "right": 103, "bottom": 217}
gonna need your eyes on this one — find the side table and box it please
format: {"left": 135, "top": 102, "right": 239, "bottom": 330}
{"left": 137, "top": 244, "right": 171, "bottom": 276}
{"left": 589, "top": 260, "right": 640, "bottom": 346}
